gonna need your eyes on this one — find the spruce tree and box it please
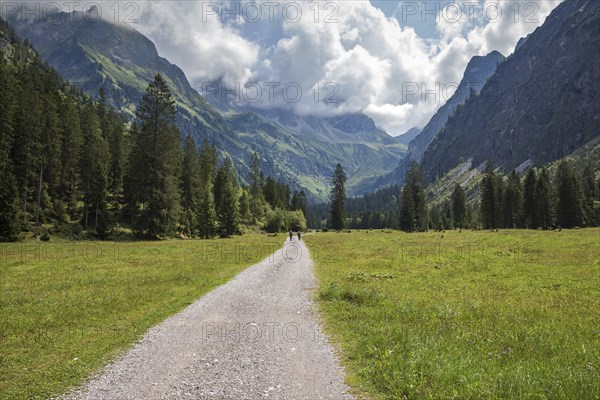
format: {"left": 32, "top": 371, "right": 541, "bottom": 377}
{"left": 197, "top": 140, "right": 217, "bottom": 238}
{"left": 329, "top": 163, "right": 347, "bottom": 230}
{"left": 0, "top": 62, "right": 20, "bottom": 240}
{"left": 79, "top": 102, "right": 110, "bottom": 236}
{"left": 523, "top": 168, "right": 537, "bottom": 228}
{"left": 451, "top": 183, "right": 466, "bottom": 229}
{"left": 13, "top": 63, "right": 43, "bottom": 223}
{"left": 215, "top": 158, "right": 239, "bottom": 237}
{"left": 555, "top": 161, "right": 584, "bottom": 228}
{"left": 502, "top": 170, "right": 524, "bottom": 229}
{"left": 291, "top": 190, "right": 308, "bottom": 217}
{"left": 581, "top": 165, "right": 597, "bottom": 226}
{"left": 249, "top": 152, "right": 262, "bottom": 224}
{"left": 128, "top": 74, "right": 182, "bottom": 238}
{"left": 534, "top": 168, "right": 554, "bottom": 229}
{"left": 399, "top": 162, "right": 426, "bottom": 232}
{"left": 180, "top": 135, "right": 200, "bottom": 236}
{"left": 480, "top": 162, "right": 498, "bottom": 229}
{"left": 59, "top": 99, "right": 82, "bottom": 218}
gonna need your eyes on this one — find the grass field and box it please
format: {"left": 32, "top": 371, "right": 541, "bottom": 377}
{"left": 0, "top": 235, "right": 281, "bottom": 400}
{"left": 305, "top": 229, "right": 600, "bottom": 400}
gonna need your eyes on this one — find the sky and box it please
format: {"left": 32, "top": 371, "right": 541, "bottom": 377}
{"left": 6, "top": 0, "right": 564, "bottom": 136}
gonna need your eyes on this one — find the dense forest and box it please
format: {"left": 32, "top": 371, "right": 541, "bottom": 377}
{"left": 0, "top": 20, "right": 306, "bottom": 241}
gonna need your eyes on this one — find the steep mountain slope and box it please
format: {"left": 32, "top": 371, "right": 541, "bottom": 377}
{"left": 397, "top": 127, "right": 421, "bottom": 146}
{"left": 407, "top": 51, "right": 505, "bottom": 161}
{"left": 421, "top": 0, "right": 600, "bottom": 182}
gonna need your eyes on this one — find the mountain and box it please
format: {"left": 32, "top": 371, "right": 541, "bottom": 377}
{"left": 202, "top": 87, "right": 406, "bottom": 195}
{"left": 421, "top": 0, "right": 600, "bottom": 182}
{"left": 8, "top": 10, "right": 406, "bottom": 201}
{"left": 396, "top": 128, "right": 421, "bottom": 146}
{"left": 225, "top": 110, "right": 406, "bottom": 198}
{"left": 407, "top": 50, "right": 505, "bottom": 161}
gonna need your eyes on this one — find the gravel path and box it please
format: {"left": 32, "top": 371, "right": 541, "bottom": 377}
{"left": 62, "top": 237, "right": 354, "bottom": 400}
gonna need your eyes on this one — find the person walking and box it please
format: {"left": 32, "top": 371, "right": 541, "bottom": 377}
{"left": 297, "top": 231, "right": 301, "bottom": 241}
{"left": 289, "top": 230, "right": 293, "bottom": 241}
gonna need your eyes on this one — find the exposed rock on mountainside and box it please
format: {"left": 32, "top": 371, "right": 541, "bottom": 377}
{"left": 421, "top": 0, "right": 600, "bottom": 182}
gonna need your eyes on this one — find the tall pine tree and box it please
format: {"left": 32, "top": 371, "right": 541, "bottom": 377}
{"left": 180, "top": 134, "right": 200, "bottom": 236}
{"left": 79, "top": 101, "right": 110, "bottom": 236}
{"left": 214, "top": 158, "right": 239, "bottom": 237}
{"left": 197, "top": 140, "right": 217, "bottom": 238}
{"left": 555, "top": 161, "right": 584, "bottom": 228}
{"left": 523, "top": 168, "right": 537, "bottom": 228}
{"left": 534, "top": 168, "right": 554, "bottom": 229}
{"left": 451, "top": 183, "right": 466, "bottom": 229}
{"left": 480, "top": 162, "right": 499, "bottom": 229}
{"left": 329, "top": 163, "right": 347, "bottom": 230}
{"left": 126, "top": 74, "right": 182, "bottom": 238}
{"left": 399, "top": 162, "right": 426, "bottom": 232}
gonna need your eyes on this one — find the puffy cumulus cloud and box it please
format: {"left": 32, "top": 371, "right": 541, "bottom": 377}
{"left": 133, "top": 2, "right": 259, "bottom": 85}
{"left": 5, "top": 0, "right": 564, "bottom": 135}
{"left": 229, "top": 0, "right": 563, "bottom": 134}
{"left": 242, "top": 1, "right": 444, "bottom": 132}
{"left": 461, "top": 0, "right": 565, "bottom": 56}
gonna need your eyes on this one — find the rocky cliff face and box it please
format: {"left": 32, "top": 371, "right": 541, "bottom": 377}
{"left": 421, "top": 0, "right": 600, "bottom": 182}
{"left": 407, "top": 51, "right": 505, "bottom": 162}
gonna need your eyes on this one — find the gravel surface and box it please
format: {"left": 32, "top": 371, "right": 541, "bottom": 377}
{"left": 61, "top": 237, "right": 354, "bottom": 400}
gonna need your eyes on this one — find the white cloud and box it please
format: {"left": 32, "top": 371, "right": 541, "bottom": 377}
{"left": 7, "top": 0, "right": 564, "bottom": 135}
{"left": 134, "top": 2, "right": 260, "bottom": 84}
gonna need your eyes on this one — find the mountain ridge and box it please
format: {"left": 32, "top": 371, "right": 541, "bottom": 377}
{"left": 420, "top": 0, "right": 600, "bottom": 182}
{"left": 407, "top": 50, "right": 506, "bottom": 161}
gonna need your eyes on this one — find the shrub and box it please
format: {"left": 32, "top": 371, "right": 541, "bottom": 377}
{"left": 264, "top": 208, "right": 307, "bottom": 233}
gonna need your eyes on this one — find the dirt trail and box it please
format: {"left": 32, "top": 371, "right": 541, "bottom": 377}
{"left": 62, "top": 237, "right": 353, "bottom": 400}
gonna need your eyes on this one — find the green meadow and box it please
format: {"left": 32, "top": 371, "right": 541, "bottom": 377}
{"left": 305, "top": 229, "right": 600, "bottom": 400}
{"left": 0, "top": 235, "right": 280, "bottom": 400}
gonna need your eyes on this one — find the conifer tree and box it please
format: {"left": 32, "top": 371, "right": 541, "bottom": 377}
{"left": 523, "top": 168, "right": 537, "bottom": 228}
{"left": 79, "top": 102, "right": 109, "bottom": 236}
{"left": 502, "top": 170, "right": 524, "bottom": 229}
{"left": 399, "top": 162, "right": 426, "bottom": 232}
{"left": 215, "top": 158, "right": 239, "bottom": 237}
{"left": 249, "top": 152, "right": 262, "bottom": 224}
{"left": 0, "top": 62, "right": 20, "bottom": 241}
{"left": 197, "top": 140, "right": 217, "bottom": 238}
{"left": 534, "top": 168, "right": 554, "bottom": 229}
{"left": 58, "top": 98, "right": 82, "bottom": 218}
{"left": 180, "top": 135, "right": 200, "bottom": 236}
{"left": 127, "top": 74, "right": 182, "bottom": 238}
{"left": 480, "top": 162, "right": 499, "bottom": 229}
{"left": 581, "top": 165, "right": 597, "bottom": 226}
{"left": 451, "top": 183, "right": 466, "bottom": 229}
{"left": 555, "top": 161, "right": 584, "bottom": 228}
{"left": 329, "top": 163, "right": 347, "bottom": 230}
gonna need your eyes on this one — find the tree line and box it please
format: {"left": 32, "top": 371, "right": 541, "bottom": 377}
{"left": 321, "top": 161, "right": 600, "bottom": 232}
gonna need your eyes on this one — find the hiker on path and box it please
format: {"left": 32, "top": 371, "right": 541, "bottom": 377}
{"left": 297, "top": 231, "right": 301, "bottom": 241}
{"left": 289, "top": 230, "right": 293, "bottom": 241}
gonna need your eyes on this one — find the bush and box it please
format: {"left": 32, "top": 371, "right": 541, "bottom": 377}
{"left": 264, "top": 208, "right": 307, "bottom": 233}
